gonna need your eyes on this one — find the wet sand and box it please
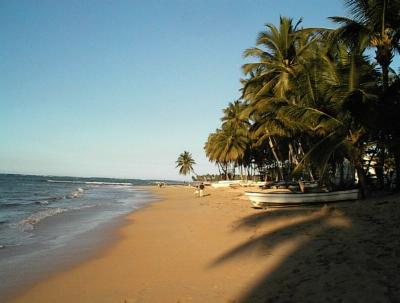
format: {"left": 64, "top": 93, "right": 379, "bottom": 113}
{"left": 8, "top": 185, "right": 400, "bottom": 302}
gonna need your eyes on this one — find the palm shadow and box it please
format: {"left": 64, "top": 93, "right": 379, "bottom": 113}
{"left": 232, "top": 207, "right": 321, "bottom": 230}
{"left": 210, "top": 208, "right": 333, "bottom": 266}
{"left": 209, "top": 201, "right": 400, "bottom": 302}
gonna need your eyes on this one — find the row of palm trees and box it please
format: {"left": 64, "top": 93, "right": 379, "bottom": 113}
{"left": 204, "top": 0, "right": 400, "bottom": 196}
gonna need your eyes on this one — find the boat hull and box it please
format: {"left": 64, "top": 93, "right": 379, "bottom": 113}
{"left": 245, "top": 189, "right": 359, "bottom": 208}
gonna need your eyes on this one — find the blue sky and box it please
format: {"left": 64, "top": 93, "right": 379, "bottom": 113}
{"left": 1, "top": 0, "right": 348, "bottom": 180}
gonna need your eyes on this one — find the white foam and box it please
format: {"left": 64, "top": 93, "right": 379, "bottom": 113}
{"left": 18, "top": 208, "right": 68, "bottom": 230}
{"left": 47, "top": 180, "right": 75, "bottom": 183}
{"left": 47, "top": 180, "right": 133, "bottom": 186}
{"left": 84, "top": 181, "right": 133, "bottom": 186}
{"left": 66, "top": 188, "right": 84, "bottom": 199}
{"left": 70, "top": 204, "right": 96, "bottom": 210}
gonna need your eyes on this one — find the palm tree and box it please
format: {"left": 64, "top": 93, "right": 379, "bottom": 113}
{"left": 204, "top": 125, "right": 249, "bottom": 180}
{"left": 240, "top": 17, "right": 319, "bottom": 181}
{"left": 175, "top": 151, "right": 196, "bottom": 177}
{"left": 221, "top": 100, "right": 250, "bottom": 130}
{"left": 380, "top": 75, "right": 400, "bottom": 189}
{"left": 327, "top": 0, "right": 400, "bottom": 189}
{"left": 329, "top": 0, "right": 400, "bottom": 92}
{"left": 284, "top": 39, "right": 378, "bottom": 196}
{"left": 241, "top": 16, "right": 378, "bottom": 194}
{"left": 242, "top": 16, "right": 317, "bottom": 102}
{"left": 205, "top": 12, "right": 400, "bottom": 194}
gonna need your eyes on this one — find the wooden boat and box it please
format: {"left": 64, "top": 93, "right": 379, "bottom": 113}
{"left": 245, "top": 189, "right": 359, "bottom": 208}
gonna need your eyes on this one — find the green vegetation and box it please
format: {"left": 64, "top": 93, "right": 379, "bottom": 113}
{"left": 176, "top": 151, "right": 196, "bottom": 177}
{"left": 204, "top": 0, "right": 400, "bottom": 196}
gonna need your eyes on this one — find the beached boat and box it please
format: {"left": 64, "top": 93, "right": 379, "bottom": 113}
{"left": 245, "top": 189, "right": 359, "bottom": 208}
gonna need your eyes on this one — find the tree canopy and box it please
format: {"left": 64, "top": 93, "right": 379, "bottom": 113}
{"left": 204, "top": 1, "right": 400, "bottom": 195}
{"left": 176, "top": 151, "right": 196, "bottom": 177}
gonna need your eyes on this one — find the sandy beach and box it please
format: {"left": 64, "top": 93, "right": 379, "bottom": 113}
{"left": 4, "top": 1, "right": 400, "bottom": 302}
{"left": 8, "top": 185, "right": 400, "bottom": 303}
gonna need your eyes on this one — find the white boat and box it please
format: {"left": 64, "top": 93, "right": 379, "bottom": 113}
{"left": 245, "top": 189, "right": 359, "bottom": 208}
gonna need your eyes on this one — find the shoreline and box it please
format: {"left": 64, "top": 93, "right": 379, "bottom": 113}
{"left": 8, "top": 185, "right": 263, "bottom": 302}
{"left": 1, "top": 212, "right": 126, "bottom": 301}
{"left": 7, "top": 185, "right": 400, "bottom": 302}
{"left": 1, "top": 186, "right": 158, "bottom": 302}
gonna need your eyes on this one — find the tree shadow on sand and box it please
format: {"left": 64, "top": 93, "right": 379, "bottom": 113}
{"left": 209, "top": 200, "right": 400, "bottom": 302}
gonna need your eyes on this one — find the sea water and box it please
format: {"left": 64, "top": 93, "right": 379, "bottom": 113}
{"left": 0, "top": 174, "right": 159, "bottom": 299}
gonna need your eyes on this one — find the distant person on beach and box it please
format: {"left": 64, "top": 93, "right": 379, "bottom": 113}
{"left": 199, "top": 183, "right": 205, "bottom": 197}
{"left": 194, "top": 183, "right": 205, "bottom": 197}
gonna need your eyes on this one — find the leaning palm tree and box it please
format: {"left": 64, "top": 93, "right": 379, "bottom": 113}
{"left": 175, "top": 151, "right": 196, "bottom": 177}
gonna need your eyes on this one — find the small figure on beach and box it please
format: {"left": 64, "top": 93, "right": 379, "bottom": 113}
{"left": 194, "top": 183, "right": 205, "bottom": 197}
{"left": 199, "top": 183, "right": 205, "bottom": 197}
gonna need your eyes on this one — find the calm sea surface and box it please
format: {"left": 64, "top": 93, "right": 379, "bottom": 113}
{"left": 0, "top": 174, "right": 165, "bottom": 299}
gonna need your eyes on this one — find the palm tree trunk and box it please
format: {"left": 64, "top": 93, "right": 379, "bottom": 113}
{"left": 349, "top": 52, "right": 360, "bottom": 91}
{"left": 268, "top": 137, "right": 284, "bottom": 180}
{"left": 217, "top": 163, "right": 222, "bottom": 176}
{"left": 382, "top": 64, "right": 389, "bottom": 92}
{"left": 380, "top": 0, "right": 389, "bottom": 92}
{"left": 338, "top": 161, "right": 344, "bottom": 188}
{"left": 394, "top": 151, "right": 400, "bottom": 191}
{"left": 376, "top": 141, "right": 385, "bottom": 189}
{"left": 355, "top": 157, "right": 367, "bottom": 199}
{"left": 298, "top": 142, "right": 315, "bottom": 181}
{"left": 288, "top": 143, "right": 297, "bottom": 164}
{"left": 219, "top": 162, "right": 227, "bottom": 180}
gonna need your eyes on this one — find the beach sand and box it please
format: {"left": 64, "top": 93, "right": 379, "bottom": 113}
{"left": 8, "top": 185, "right": 400, "bottom": 302}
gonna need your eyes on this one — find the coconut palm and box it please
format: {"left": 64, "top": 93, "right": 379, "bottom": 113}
{"left": 242, "top": 18, "right": 378, "bottom": 193}
{"left": 205, "top": 11, "right": 400, "bottom": 194}
{"left": 379, "top": 74, "right": 400, "bottom": 189}
{"left": 240, "top": 17, "right": 320, "bottom": 181}
{"left": 175, "top": 151, "right": 196, "bottom": 177}
{"left": 221, "top": 100, "right": 250, "bottom": 130}
{"left": 242, "top": 16, "right": 317, "bottom": 102}
{"left": 204, "top": 125, "right": 249, "bottom": 179}
{"left": 221, "top": 100, "right": 253, "bottom": 178}
{"left": 325, "top": 0, "right": 400, "bottom": 188}
{"left": 329, "top": 0, "right": 400, "bottom": 91}
{"left": 284, "top": 39, "right": 379, "bottom": 196}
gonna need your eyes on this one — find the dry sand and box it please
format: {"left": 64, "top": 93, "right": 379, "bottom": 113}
{"left": 8, "top": 185, "right": 400, "bottom": 302}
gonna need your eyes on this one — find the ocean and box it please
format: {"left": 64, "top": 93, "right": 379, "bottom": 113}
{"left": 0, "top": 174, "right": 164, "bottom": 299}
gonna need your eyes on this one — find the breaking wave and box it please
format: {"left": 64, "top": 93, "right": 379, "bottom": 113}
{"left": 18, "top": 208, "right": 68, "bottom": 230}
{"left": 47, "top": 180, "right": 133, "bottom": 186}
{"left": 66, "top": 187, "right": 84, "bottom": 199}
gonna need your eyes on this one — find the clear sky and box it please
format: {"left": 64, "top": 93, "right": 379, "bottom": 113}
{"left": 1, "top": 0, "right": 348, "bottom": 180}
